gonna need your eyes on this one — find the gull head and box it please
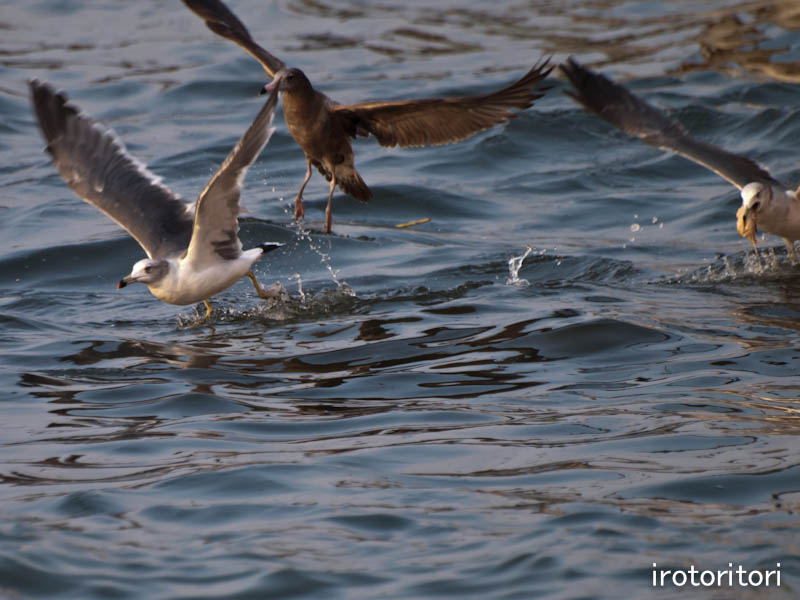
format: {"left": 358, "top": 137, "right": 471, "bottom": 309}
{"left": 736, "top": 182, "right": 771, "bottom": 246}
{"left": 118, "top": 258, "right": 169, "bottom": 290}
{"left": 262, "top": 68, "right": 311, "bottom": 95}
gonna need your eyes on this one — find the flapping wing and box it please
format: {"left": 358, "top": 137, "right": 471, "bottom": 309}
{"left": 185, "top": 87, "right": 279, "bottom": 267}
{"left": 182, "top": 0, "right": 286, "bottom": 78}
{"left": 332, "top": 58, "right": 553, "bottom": 148}
{"left": 560, "top": 58, "right": 779, "bottom": 190}
{"left": 29, "top": 80, "right": 194, "bottom": 259}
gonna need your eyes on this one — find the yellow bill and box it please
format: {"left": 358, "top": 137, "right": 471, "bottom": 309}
{"left": 736, "top": 204, "right": 758, "bottom": 248}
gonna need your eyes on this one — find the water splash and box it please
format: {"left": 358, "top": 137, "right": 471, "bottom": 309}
{"left": 282, "top": 197, "right": 355, "bottom": 296}
{"left": 175, "top": 195, "right": 358, "bottom": 328}
{"left": 291, "top": 272, "right": 306, "bottom": 301}
{"left": 507, "top": 245, "right": 534, "bottom": 286}
{"left": 177, "top": 281, "right": 358, "bottom": 328}
{"left": 668, "top": 245, "right": 794, "bottom": 285}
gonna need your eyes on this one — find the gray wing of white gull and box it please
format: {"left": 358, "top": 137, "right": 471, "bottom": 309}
{"left": 29, "top": 80, "right": 195, "bottom": 259}
{"left": 560, "top": 58, "right": 781, "bottom": 191}
{"left": 184, "top": 86, "right": 279, "bottom": 267}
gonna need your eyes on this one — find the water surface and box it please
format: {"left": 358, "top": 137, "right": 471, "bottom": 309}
{"left": 2, "top": 0, "right": 800, "bottom": 598}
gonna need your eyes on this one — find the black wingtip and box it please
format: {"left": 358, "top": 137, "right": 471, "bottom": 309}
{"left": 28, "top": 78, "right": 68, "bottom": 100}
{"left": 559, "top": 57, "right": 588, "bottom": 89}
{"left": 258, "top": 242, "right": 283, "bottom": 254}
{"left": 536, "top": 56, "right": 556, "bottom": 78}
{"left": 29, "top": 79, "right": 79, "bottom": 151}
{"left": 558, "top": 57, "right": 622, "bottom": 113}
{"left": 28, "top": 78, "right": 55, "bottom": 107}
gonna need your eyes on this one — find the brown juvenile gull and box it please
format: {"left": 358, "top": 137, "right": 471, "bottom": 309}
{"left": 560, "top": 58, "right": 800, "bottom": 260}
{"left": 30, "top": 80, "right": 283, "bottom": 322}
{"left": 183, "top": 0, "right": 554, "bottom": 233}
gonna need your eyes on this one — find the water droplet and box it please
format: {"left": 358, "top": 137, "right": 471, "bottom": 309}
{"left": 630, "top": 223, "right": 641, "bottom": 232}
{"left": 291, "top": 272, "right": 305, "bottom": 301}
{"left": 507, "top": 245, "right": 533, "bottom": 285}
{"left": 286, "top": 212, "right": 349, "bottom": 291}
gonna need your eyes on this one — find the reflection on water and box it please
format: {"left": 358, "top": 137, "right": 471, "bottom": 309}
{"left": 1, "top": 0, "right": 798, "bottom": 85}
{"left": 285, "top": 0, "right": 800, "bottom": 82}
{"left": 673, "top": 4, "right": 800, "bottom": 82}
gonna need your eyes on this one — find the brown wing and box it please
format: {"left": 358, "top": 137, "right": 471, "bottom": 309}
{"left": 183, "top": 0, "right": 286, "bottom": 78}
{"left": 560, "top": 57, "right": 779, "bottom": 190}
{"left": 332, "top": 58, "right": 553, "bottom": 148}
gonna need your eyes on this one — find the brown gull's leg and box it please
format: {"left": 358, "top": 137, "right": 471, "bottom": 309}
{"left": 325, "top": 173, "right": 337, "bottom": 234}
{"left": 294, "top": 159, "right": 312, "bottom": 220}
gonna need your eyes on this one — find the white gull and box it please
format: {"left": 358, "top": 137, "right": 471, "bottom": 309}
{"left": 30, "top": 80, "right": 283, "bottom": 321}
{"left": 561, "top": 58, "right": 800, "bottom": 260}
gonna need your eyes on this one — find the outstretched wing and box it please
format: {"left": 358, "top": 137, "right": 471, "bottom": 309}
{"left": 560, "top": 58, "right": 779, "bottom": 190}
{"left": 30, "top": 80, "right": 194, "bottom": 259}
{"left": 184, "top": 87, "right": 279, "bottom": 267}
{"left": 183, "top": 0, "right": 286, "bottom": 78}
{"left": 332, "top": 59, "right": 554, "bottom": 148}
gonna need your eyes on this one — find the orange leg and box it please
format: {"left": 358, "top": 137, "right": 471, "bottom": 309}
{"left": 201, "top": 299, "right": 213, "bottom": 323}
{"left": 294, "top": 159, "right": 312, "bottom": 220}
{"left": 325, "top": 173, "right": 337, "bottom": 234}
{"left": 246, "top": 271, "right": 269, "bottom": 299}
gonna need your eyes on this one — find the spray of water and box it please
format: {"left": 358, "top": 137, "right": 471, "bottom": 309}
{"left": 282, "top": 197, "right": 356, "bottom": 298}
{"left": 291, "top": 272, "right": 305, "bottom": 301}
{"left": 507, "top": 245, "right": 534, "bottom": 286}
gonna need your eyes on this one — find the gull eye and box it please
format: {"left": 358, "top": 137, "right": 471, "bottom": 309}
{"left": 144, "top": 266, "right": 152, "bottom": 274}
{"left": 751, "top": 201, "right": 761, "bottom": 212}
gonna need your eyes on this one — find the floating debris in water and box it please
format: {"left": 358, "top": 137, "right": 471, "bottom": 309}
{"left": 396, "top": 217, "right": 431, "bottom": 228}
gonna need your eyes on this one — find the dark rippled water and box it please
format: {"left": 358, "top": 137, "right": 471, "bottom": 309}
{"left": 2, "top": 1, "right": 800, "bottom": 598}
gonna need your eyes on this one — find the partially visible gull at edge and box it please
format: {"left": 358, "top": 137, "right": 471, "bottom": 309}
{"left": 30, "top": 80, "right": 284, "bottom": 322}
{"left": 560, "top": 58, "right": 800, "bottom": 261}
{"left": 182, "top": 0, "right": 554, "bottom": 234}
